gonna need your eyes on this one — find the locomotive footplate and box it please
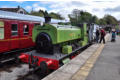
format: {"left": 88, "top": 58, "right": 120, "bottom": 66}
{"left": 18, "top": 43, "right": 90, "bottom": 75}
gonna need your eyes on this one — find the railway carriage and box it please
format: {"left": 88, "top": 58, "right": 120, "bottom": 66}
{"left": 0, "top": 10, "right": 43, "bottom": 53}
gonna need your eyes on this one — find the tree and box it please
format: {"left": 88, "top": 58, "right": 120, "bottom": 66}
{"left": 29, "top": 10, "right": 44, "bottom": 17}
{"left": 69, "top": 9, "right": 95, "bottom": 26}
{"left": 29, "top": 9, "right": 64, "bottom": 20}
{"left": 98, "top": 18, "right": 107, "bottom": 25}
{"left": 49, "top": 12, "right": 64, "bottom": 20}
{"left": 29, "top": 10, "right": 49, "bottom": 17}
{"left": 91, "top": 15, "right": 99, "bottom": 24}
{"left": 103, "top": 15, "right": 118, "bottom": 25}
{"left": 79, "top": 11, "right": 92, "bottom": 23}
{"left": 69, "top": 9, "right": 118, "bottom": 26}
{"left": 44, "top": 10, "right": 49, "bottom": 17}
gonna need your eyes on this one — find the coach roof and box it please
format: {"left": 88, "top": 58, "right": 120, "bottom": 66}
{"left": 0, "top": 10, "right": 66, "bottom": 23}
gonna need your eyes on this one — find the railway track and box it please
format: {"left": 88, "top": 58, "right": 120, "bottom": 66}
{"left": 0, "top": 55, "right": 52, "bottom": 80}
{"left": 0, "top": 47, "right": 34, "bottom": 66}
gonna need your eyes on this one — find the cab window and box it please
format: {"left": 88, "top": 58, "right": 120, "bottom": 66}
{"left": 11, "top": 24, "right": 18, "bottom": 36}
{"left": 0, "top": 21, "right": 4, "bottom": 39}
{"left": 23, "top": 24, "right": 29, "bottom": 35}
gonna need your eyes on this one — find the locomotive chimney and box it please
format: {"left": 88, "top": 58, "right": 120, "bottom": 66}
{"left": 44, "top": 16, "right": 51, "bottom": 24}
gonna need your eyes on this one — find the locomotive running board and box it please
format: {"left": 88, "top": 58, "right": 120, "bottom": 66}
{"left": 59, "top": 43, "right": 90, "bottom": 64}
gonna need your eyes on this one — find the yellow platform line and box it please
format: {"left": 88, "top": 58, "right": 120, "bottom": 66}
{"left": 71, "top": 44, "right": 105, "bottom": 80}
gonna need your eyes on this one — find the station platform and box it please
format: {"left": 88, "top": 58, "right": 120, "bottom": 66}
{"left": 86, "top": 35, "right": 120, "bottom": 80}
{"left": 43, "top": 34, "right": 120, "bottom": 80}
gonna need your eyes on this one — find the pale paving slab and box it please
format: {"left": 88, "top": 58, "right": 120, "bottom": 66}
{"left": 59, "top": 63, "right": 81, "bottom": 74}
{"left": 70, "top": 56, "right": 88, "bottom": 65}
{"left": 45, "top": 70, "right": 73, "bottom": 80}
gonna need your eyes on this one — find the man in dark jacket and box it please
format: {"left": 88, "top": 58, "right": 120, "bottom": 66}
{"left": 99, "top": 28, "right": 106, "bottom": 44}
{"left": 96, "top": 28, "right": 100, "bottom": 43}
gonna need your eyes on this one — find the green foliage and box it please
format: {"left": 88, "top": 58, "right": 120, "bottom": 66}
{"left": 29, "top": 9, "right": 64, "bottom": 20}
{"left": 68, "top": 14, "right": 78, "bottom": 26}
{"left": 44, "top": 10, "right": 49, "bottom": 16}
{"left": 29, "top": 11, "right": 44, "bottom": 17}
{"left": 79, "top": 11, "right": 92, "bottom": 23}
{"left": 103, "top": 15, "right": 118, "bottom": 25}
{"left": 91, "top": 15, "right": 99, "bottom": 24}
{"left": 29, "top": 8, "right": 118, "bottom": 26}
{"left": 58, "top": 22, "right": 70, "bottom": 25}
{"left": 49, "top": 12, "right": 64, "bottom": 20}
{"left": 69, "top": 9, "right": 118, "bottom": 26}
{"left": 98, "top": 18, "right": 107, "bottom": 25}
{"left": 69, "top": 9, "right": 99, "bottom": 26}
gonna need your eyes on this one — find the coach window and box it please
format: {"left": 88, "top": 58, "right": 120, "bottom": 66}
{"left": 23, "top": 25, "right": 29, "bottom": 35}
{"left": 0, "top": 21, "right": 4, "bottom": 39}
{"left": 11, "top": 24, "right": 18, "bottom": 36}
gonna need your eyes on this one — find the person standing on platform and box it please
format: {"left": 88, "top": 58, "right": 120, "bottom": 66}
{"left": 111, "top": 28, "right": 116, "bottom": 42}
{"left": 99, "top": 28, "right": 106, "bottom": 44}
{"left": 96, "top": 28, "right": 100, "bottom": 43}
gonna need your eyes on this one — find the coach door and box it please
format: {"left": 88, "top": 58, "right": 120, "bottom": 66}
{"left": 19, "top": 22, "right": 31, "bottom": 48}
{"left": 10, "top": 21, "right": 20, "bottom": 49}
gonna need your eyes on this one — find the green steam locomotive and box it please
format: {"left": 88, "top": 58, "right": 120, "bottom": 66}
{"left": 32, "top": 17, "right": 93, "bottom": 54}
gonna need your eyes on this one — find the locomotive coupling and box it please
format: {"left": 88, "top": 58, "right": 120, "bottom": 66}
{"left": 28, "top": 60, "right": 53, "bottom": 76}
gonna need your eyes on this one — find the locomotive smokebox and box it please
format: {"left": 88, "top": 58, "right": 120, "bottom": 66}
{"left": 44, "top": 16, "right": 51, "bottom": 24}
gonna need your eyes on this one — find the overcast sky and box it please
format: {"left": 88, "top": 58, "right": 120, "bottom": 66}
{"left": 0, "top": 0, "right": 120, "bottom": 21}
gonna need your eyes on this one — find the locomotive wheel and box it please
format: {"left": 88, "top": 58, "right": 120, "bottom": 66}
{"left": 36, "top": 33, "right": 53, "bottom": 54}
